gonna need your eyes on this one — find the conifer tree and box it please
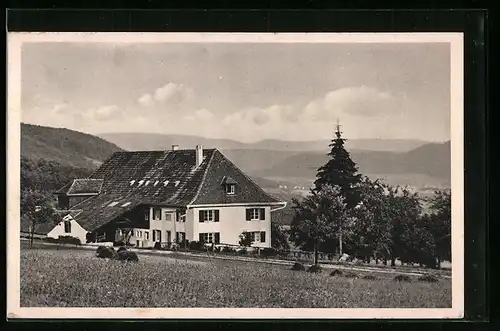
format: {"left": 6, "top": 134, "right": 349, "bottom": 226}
{"left": 314, "top": 120, "right": 362, "bottom": 209}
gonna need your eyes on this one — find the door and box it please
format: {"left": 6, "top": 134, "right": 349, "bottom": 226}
{"left": 166, "top": 231, "right": 171, "bottom": 243}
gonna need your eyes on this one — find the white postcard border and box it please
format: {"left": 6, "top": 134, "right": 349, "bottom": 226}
{"left": 7, "top": 32, "right": 464, "bottom": 319}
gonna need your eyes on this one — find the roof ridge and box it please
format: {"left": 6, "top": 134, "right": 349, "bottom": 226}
{"left": 223, "top": 151, "right": 279, "bottom": 202}
{"left": 205, "top": 150, "right": 281, "bottom": 203}
{"left": 187, "top": 149, "right": 217, "bottom": 205}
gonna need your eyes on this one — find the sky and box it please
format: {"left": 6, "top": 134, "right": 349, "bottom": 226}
{"left": 20, "top": 41, "right": 451, "bottom": 142}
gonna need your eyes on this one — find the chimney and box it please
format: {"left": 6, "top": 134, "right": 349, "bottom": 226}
{"left": 196, "top": 145, "right": 203, "bottom": 167}
{"left": 172, "top": 145, "right": 179, "bottom": 151}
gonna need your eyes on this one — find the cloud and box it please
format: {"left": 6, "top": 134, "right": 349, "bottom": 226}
{"left": 153, "top": 82, "right": 195, "bottom": 104}
{"left": 301, "top": 86, "right": 402, "bottom": 122}
{"left": 52, "top": 103, "right": 71, "bottom": 115}
{"left": 137, "top": 93, "right": 154, "bottom": 107}
{"left": 183, "top": 109, "right": 214, "bottom": 121}
{"left": 84, "top": 105, "right": 121, "bottom": 121}
{"left": 224, "top": 104, "right": 294, "bottom": 126}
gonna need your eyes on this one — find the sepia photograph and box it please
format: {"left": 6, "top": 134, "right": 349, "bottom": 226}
{"left": 7, "top": 32, "right": 464, "bottom": 319}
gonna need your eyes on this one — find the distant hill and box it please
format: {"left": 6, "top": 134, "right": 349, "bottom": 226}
{"left": 250, "top": 141, "right": 451, "bottom": 188}
{"left": 98, "top": 132, "right": 429, "bottom": 153}
{"left": 21, "top": 123, "right": 124, "bottom": 170}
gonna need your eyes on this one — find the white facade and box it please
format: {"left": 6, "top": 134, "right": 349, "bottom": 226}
{"left": 190, "top": 205, "right": 272, "bottom": 248}
{"left": 47, "top": 215, "right": 88, "bottom": 244}
{"left": 122, "top": 204, "right": 273, "bottom": 248}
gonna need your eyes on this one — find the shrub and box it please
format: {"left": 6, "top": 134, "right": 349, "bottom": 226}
{"left": 343, "top": 272, "right": 358, "bottom": 278}
{"left": 188, "top": 241, "right": 205, "bottom": 251}
{"left": 362, "top": 274, "right": 378, "bottom": 280}
{"left": 44, "top": 237, "right": 59, "bottom": 244}
{"left": 393, "top": 274, "right": 412, "bottom": 282}
{"left": 261, "top": 247, "right": 278, "bottom": 258}
{"left": 307, "top": 264, "right": 322, "bottom": 273}
{"left": 153, "top": 242, "right": 162, "bottom": 250}
{"left": 221, "top": 246, "right": 236, "bottom": 254}
{"left": 117, "top": 246, "right": 128, "bottom": 253}
{"left": 291, "top": 262, "right": 305, "bottom": 271}
{"left": 117, "top": 250, "right": 139, "bottom": 262}
{"left": 58, "top": 236, "right": 81, "bottom": 246}
{"left": 237, "top": 247, "right": 248, "bottom": 255}
{"left": 418, "top": 274, "right": 439, "bottom": 283}
{"left": 96, "top": 246, "right": 117, "bottom": 259}
{"left": 329, "top": 269, "right": 343, "bottom": 277}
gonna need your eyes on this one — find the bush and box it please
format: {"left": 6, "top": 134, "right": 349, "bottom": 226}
{"left": 291, "top": 262, "right": 305, "bottom": 271}
{"left": 58, "top": 236, "right": 81, "bottom": 246}
{"left": 117, "top": 246, "right": 128, "bottom": 253}
{"left": 153, "top": 242, "right": 162, "bottom": 250}
{"left": 237, "top": 247, "right": 248, "bottom": 255}
{"left": 307, "top": 264, "right": 322, "bottom": 273}
{"left": 44, "top": 237, "right": 59, "bottom": 244}
{"left": 96, "top": 246, "right": 118, "bottom": 259}
{"left": 188, "top": 241, "right": 205, "bottom": 251}
{"left": 343, "top": 272, "right": 358, "bottom": 278}
{"left": 117, "top": 250, "right": 139, "bottom": 262}
{"left": 418, "top": 274, "right": 439, "bottom": 283}
{"left": 261, "top": 247, "right": 278, "bottom": 258}
{"left": 361, "top": 274, "right": 378, "bottom": 280}
{"left": 329, "top": 269, "right": 343, "bottom": 277}
{"left": 393, "top": 274, "right": 412, "bottom": 282}
{"left": 221, "top": 246, "right": 236, "bottom": 254}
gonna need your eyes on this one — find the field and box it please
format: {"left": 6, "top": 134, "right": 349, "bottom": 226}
{"left": 20, "top": 246, "right": 451, "bottom": 308}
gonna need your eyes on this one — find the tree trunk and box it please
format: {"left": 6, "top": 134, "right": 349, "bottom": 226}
{"left": 29, "top": 222, "right": 35, "bottom": 248}
{"left": 391, "top": 257, "right": 396, "bottom": 267}
{"left": 313, "top": 244, "right": 319, "bottom": 266}
{"left": 338, "top": 231, "right": 343, "bottom": 256}
{"left": 437, "top": 257, "right": 441, "bottom": 269}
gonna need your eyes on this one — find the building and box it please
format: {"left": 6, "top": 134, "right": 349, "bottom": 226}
{"left": 51, "top": 145, "right": 286, "bottom": 248}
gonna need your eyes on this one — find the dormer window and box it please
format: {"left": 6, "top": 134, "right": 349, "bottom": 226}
{"left": 221, "top": 176, "right": 237, "bottom": 195}
{"left": 226, "top": 184, "right": 235, "bottom": 195}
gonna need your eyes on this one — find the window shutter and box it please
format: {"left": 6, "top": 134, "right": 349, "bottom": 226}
{"left": 214, "top": 210, "right": 220, "bottom": 222}
{"left": 214, "top": 233, "right": 220, "bottom": 244}
{"left": 199, "top": 210, "right": 204, "bottom": 222}
{"left": 246, "top": 209, "right": 251, "bottom": 221}
{"left": 259, "top": 208, "right": 265, "bottom": 220}
{"left": 158, "top": 208, "right": 162, "bottom": 220}
{"left": 260, "top": 231, "right": 266, "bottom": 243}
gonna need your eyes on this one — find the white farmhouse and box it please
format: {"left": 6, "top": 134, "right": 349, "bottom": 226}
{"left": 51, "top": 145, "right": 286, "bottom": 248}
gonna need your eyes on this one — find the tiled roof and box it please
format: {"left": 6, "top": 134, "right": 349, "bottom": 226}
{"left": 56, "top": 179, "right": 104, "bottom": 195}
{"left": 66, "top": 149, "right": 215, "bottom": 231}
{"left": 190, "top": 151, "right": 280, "bottom": 205}
{"left": 59, "top": 148, "right": 283, "bottom": 232}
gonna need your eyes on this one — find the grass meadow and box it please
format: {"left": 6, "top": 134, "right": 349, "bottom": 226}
{"left": 20, "top": 247, "right": 452, "bottom": 308}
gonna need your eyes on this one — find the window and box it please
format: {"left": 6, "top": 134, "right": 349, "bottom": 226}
{"left": 260, "top": 231, "right": 266, "bottom": 243}
{"left": 176, "top": 232, "right": 185, "bottom": 242}
{"left": 153, "top": 207, "right": 162, "bottom": 220}
{"left": 199, "top": 232, "right": 220, "bottom": 244}
{"left": 64, "top": 221, "right": 71, "bottom": 233}
{"left": 144, "top": 231, "right": 149, "bottom": 240}
{"left": 246, "top": 208, "right": 265, "bottom": 221}
{"left": 199, "top": 210, "right": 219, "bottom": 222}
{"left": 178, "top": 214, "right": 186, "bottom": 223}
{"left": 152, "top": 229, "right": 162, "bottom": 242}
{"left": 144, "top": 211, "right": 149, "bottom": 221}
{"left": 164, "top": 212, "right": 174, "bottom": 222}
{"left": 226, "top": 184, "right": 235, "bottom": 194}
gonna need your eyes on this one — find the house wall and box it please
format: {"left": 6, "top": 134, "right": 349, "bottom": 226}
{"left": 47, "top": 218, "right": 88, "bottom": 244}
{"left": 188, "top": 205, "right": 272, "bottom": 248}
{"left": 121, "top": 206, "right": 187, "bottom": 248}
